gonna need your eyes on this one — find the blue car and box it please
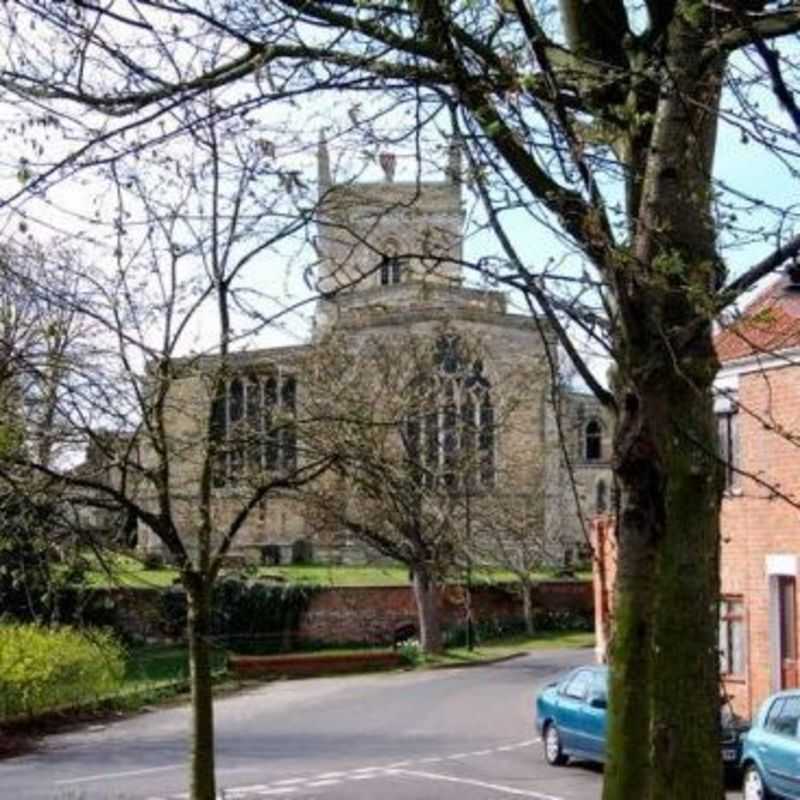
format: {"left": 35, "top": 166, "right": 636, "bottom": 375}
{"left": 536, "top": 666, "right": 749, "bottom": 770}
{"left": 740, "top": 690, "right": 800, "bottom": 799}
{"left": 536, "top": 665, "right": 608, "bottom": 765}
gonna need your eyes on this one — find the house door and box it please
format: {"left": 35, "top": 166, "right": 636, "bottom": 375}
{"left": 779, "top": 576, "right": 798, "bottom": 690}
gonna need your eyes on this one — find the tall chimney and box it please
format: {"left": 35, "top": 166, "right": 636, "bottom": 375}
{"left": 318, "top": 130, "right": 332, "bottom": 195}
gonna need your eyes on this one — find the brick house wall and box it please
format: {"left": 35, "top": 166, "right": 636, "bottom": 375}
{"left": 718, "top": 357, "right": 800, "bottom": 718}
{"left": 592, "top": 277, "right": 800, "bottom": 720}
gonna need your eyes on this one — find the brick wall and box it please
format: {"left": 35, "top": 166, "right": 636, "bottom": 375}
{"left": 87, "top": 581, "right": 592, "bottom": 647}
{"left": 297, "top": 581, "right": 593, "bottom": 645}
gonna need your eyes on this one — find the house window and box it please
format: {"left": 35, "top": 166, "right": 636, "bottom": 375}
{"left": 211, "top": 370, "right": 297, "bottom": 485}
{"left": 716, "top": 407, "right": 739, "bottom": 492}
{"left": 404, "top": 335, "right": 494, "bottom": 491}
{"left": 720, "top": 596, "right": 745, "bottom": 678}
{"left": 585, "top": 419, "right": 603, "bottom": 461}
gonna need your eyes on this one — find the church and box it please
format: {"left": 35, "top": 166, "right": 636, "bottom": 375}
{"left": 138, "top": 139, "right": 611, "bottom": 568}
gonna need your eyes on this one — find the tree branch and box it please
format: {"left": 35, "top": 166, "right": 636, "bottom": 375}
{"left": 706, "top": 7, "right": 800, "bottom": 57}
{"left": 720, "top": 232, "right": 800, "bottom": 309}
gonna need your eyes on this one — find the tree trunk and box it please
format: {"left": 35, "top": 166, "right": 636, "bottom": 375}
{"left": 603, "top": 10, "right": 726, "bottom": 799}
{"left": 185, "top": 573, "right": 217, "bottom": 800}
{"left": 411, "top": 562, "right": 443, "bottom": 654}
{"left": 521, "top": 579, "right": 534, "bottom": 635}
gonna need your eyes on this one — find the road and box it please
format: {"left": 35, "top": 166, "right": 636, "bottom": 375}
{"left": 0, "top": 648, "right": 742, "bottom": 800}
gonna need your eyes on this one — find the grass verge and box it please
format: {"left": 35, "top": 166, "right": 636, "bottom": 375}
{"left": 415, "top": 631, "right": 595, "bottom": 668}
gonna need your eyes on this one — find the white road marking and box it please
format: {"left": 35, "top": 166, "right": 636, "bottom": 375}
{"left": 395, "top": 768, "right": 564, "bottom": 800}
{"left": 54, "top": 763, "right": 183, "bottom": 786}
{"left": 157, "top": 737, "right": 546, "bottom": 799}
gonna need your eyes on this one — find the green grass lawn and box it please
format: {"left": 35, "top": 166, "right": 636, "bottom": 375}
{"left": 84, "top": 555, "right": 589, "bottom": 589}
{"left": 123, "top": 645, "right": 228, "bottom": 689}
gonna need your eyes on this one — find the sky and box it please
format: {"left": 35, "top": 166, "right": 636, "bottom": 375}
{"left": 0, "top": 12, "right": 797, "bottom": 386}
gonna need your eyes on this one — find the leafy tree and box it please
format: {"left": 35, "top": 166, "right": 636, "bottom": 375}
{"left": 0, "top": 247, "right": 89, "bottom": 623}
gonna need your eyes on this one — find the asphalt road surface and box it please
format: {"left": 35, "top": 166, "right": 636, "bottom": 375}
{"left": 1, "top": 648, "right": 743, "bottom": 800}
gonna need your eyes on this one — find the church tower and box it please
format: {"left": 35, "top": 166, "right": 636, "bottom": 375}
{"left": 313, "top": 136, "right": 466, "bottom": 336}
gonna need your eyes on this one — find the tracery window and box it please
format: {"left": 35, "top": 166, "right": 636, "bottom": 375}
{"left": 585, "top": 419, "right": 603, "bottom": 462}
{"left": 404, "top": 335, "right": 494, "bottom": 491}
{"left": 210, "top": 371, "right": 297, "bottom": 486}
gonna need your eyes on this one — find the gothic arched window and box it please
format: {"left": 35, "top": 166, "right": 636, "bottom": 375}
{"left": 585, "top": 419, "right": 603, "bottom": 462}
{"left": 405, "top": 335, "right": 494, "bottom": 491}
{"left": 211, "top": 370, "right": 297, "bottom": 485}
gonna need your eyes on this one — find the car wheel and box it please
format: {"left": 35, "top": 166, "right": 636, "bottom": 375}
{"left": 743, "top": 764, "right": 770, "bottom": 800}
{"left": 543, "top": 722, "right": 567, "bottom": 766}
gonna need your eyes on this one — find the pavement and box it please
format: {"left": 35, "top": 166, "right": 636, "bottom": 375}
{"left": 0, "top": 647, "right": 742, "bottom": 800}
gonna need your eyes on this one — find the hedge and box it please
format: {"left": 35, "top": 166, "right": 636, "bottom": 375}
{"left": 0, "top": 623, "right": 125, "bottom": 719}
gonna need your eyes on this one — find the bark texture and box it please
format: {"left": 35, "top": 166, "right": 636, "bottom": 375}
{"left": 603, "top": 8, "right": 726, "bottom": 799}
{"left": 185, "top": 573, "right": 217, "bottom": 800}
{"left": 411, "top": 562, "right": 443, "bottom": 653}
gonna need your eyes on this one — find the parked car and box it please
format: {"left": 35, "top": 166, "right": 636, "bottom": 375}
{"left": 740, "top": 690, "right": 800, "bottom": 799}
{"left": 535, "top": 666, "right": 749, "bottom": 771}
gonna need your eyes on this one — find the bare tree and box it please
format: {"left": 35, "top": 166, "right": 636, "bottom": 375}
{"left": 3, "top": 3, "right": 800, "bottom": 798}
{"left": 0, "top": 111, "right": 334, "bottom": 800}
{"left": 463, "top": 474, "right": 551, "bottom": 636}
{"left": 298, "top": 329, "right": 506, "bottom": 653}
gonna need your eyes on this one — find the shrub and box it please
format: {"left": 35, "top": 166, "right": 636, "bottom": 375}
{"left": 397, "top": 638, "right": 422, "bottom": 666}
{"left": 0, "top": 623, "right": 125, "bottom": 719}
{"left": 157, "top": 578, "right": 318, "bottom": 653}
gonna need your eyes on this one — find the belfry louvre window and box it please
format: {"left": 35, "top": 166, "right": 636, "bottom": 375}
{"left": 404, "top": 335, "right": 494, "bottom": 491}
{"left": 210, "top": 372, "right": 297, "bottom": 485}
{"left": 380, "top": 255, "right": 402, "bottom": 286}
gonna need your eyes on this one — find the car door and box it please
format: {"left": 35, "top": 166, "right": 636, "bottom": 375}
{"left": 580, "top": 669, "right": 608, "bottom": 760}
{"left": 557, "top": 669, "right": 593, "bottom": 754}
{"left": 759, "top": 694, "right": 800, "bottom": 798}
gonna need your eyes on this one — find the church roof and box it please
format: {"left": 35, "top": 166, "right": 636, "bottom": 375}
{"left": 715, "top": 275, "right": 800, "bottom": 363}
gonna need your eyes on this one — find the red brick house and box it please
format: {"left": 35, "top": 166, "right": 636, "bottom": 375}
{"left": 715, "top": 273, "right": 800, "bottom": 718}
{"left": 593, "top": 273, "right": 800, "bottom": 719}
